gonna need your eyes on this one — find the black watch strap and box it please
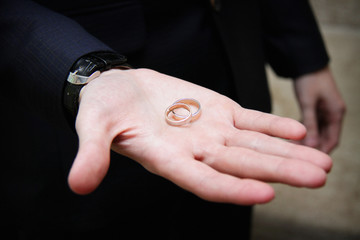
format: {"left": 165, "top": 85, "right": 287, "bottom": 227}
{"left": 63, "top": 51, "right": 130, "bottom": 131}
{"left": 63, "top": 82, "right": 84, "bottom": 128}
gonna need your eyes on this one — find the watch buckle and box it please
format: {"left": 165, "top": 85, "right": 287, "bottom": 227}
{"left": 67, "top": 70, "right": 101, "bottom": 85}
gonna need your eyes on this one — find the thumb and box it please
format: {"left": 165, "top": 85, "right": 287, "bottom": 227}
{"left": 68, "top": 115, "right": 113, "bottom": 195}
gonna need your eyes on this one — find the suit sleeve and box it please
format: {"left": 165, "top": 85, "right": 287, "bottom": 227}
{"left": 0, "top": 0, "right": 112, "bottom": 127}
{"left": 260, "top": 0, "right": 329, "bottom": 79}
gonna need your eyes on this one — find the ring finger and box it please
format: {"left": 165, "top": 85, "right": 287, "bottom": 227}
{"left": 225, "top": 129, "right": 332, "bottom": 172}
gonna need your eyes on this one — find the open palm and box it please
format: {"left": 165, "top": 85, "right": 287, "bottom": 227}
{"left": 68, "top": 69, "right": 332, "bottom": 205}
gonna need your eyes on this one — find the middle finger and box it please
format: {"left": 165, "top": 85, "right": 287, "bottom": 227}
{"left": 200, "top": 145, "right": 327, "bottom": 188}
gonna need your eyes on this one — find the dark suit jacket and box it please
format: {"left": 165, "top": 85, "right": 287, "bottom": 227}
{"left": 0, "top": 0, "right": 328, "bottom": 239}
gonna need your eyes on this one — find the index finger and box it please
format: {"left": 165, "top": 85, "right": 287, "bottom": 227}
{"left": 154, "top": 155, "right": 275, "bottom": 205}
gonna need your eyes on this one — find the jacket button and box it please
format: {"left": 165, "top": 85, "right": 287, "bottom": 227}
{"left": 210, "top": 0, "right": 222, "bottom": 12}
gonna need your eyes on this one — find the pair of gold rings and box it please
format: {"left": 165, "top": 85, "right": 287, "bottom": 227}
{"left": 165, "top": 98, "right": 201, "bottom": 126}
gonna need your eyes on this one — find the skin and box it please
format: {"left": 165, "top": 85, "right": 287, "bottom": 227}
{"left": 67, "top": 68, "right": 333, "bottom": 205}
{"left": 294, "top": 66, "right": 346, "bottom": 153}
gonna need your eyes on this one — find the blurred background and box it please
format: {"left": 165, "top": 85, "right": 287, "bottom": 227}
{"left": 251, "top": 0, "right": 360, "bottom": 239}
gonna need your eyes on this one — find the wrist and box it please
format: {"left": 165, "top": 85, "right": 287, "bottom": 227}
{"left": 63, "top": 51, "right": 131, "bottom": 131}
{"left": 78, "top": 68, "right": 131, "bottom": 102}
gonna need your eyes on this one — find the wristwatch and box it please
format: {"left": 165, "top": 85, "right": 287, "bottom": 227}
{"left": 63, "top": 51, "right": 131, "bottom": 129}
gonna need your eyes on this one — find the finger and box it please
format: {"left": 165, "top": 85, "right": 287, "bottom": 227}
{"left": 301, "top": 107, "right": 321, "bottom": 149}
{"left": 319, "top": 120, "right": 341, "bottom": 153}
{"left": 318, "top": 104, "right": 345, "bottom": 153}
{"left": 226, "top": 129, "right": 332, "bottom": 172}
{"left": 233, "top": 108, "right": 306, "bottom": 140}
{"left": 155, "top": 155, "right": 275, "bottom": 205}
{"left": 201, "top": 145, "right": 328, "bottom": 188}
{"left": 67, "top": 110, "right": 113, "bottom": 195}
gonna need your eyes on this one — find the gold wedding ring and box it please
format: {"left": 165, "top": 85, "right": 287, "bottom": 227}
{"left": 165, "top": 98, "right": 202, "bottom": 126}
{"left": 165, "top": 103, "right": 192, "bottom": 126}
{"left": 172, "top": 98, "right": 201, "bottom": 122}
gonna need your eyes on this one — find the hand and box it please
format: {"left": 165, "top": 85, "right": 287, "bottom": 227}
{"left": 68, "top": 69, "right": 332, "bottom": 205}
{"left": 294, "top": 66, "right": 346, "bottom": 153}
